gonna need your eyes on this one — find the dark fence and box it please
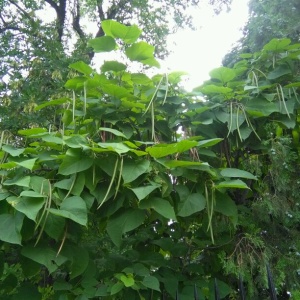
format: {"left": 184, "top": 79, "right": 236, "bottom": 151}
{"left": 169, "top": 264, "right": 278, "bottom": 300}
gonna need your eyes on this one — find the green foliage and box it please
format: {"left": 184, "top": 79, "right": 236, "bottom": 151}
{"left": 1, "top": 20, "right": 300, "bottom": 299}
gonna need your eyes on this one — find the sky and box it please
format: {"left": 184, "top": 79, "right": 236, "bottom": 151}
{"left": 162, "top": 0, "right": 249, "bottom": 90}
{"left": 36, "top": 0, "right": 249, "bottom": 91}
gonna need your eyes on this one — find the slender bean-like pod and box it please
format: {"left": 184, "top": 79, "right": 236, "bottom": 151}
{"left": 97, "top": 157, "right": 119, "bottom": 209}
{"left": 227, "top": 101, "right": 233, "bottom": 137}
{"left": 279, "top": 84, "right": 290, "bottom": 118}
{"left": 83, "top": 82, "right": 87, "bottom": 116}
{"left": 35, "top": 180, "right": 52, "bottom": 246}
{"left": 162, "top": 74, "right": 168, "bottom": 105}
{"left": 72, "top": 90, "right": 76, "bottom": 121}
{"left": 63, "top": 173, "right": 77, "bottom": 200}
{"left": 56, "top": 224, "right": 68, "bottom": 257}
{"left": 114, "top": 156, "right": 123, "bottom": 200}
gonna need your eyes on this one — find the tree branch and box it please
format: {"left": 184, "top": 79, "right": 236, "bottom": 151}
{"left": 96, "top": 0, "right": 105, "bottom": 20}
{"left": 72, "top": 0, "right": 85, "bottom": 40}
{"left": 44, "top": 0, "right": 59, "bottom": 13}
{"left": 44, "top": 0, "right": 66, "bottom": 42}
{"left": 7, "top": 0, "right": 35, "bottom": 22}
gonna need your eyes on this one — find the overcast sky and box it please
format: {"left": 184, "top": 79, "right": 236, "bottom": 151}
{"left": 163, "top": 0, "right": 249, "bottom": 90}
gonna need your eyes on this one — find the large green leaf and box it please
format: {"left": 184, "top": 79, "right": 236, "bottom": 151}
{"left": 17, "top": 158, "right": 37, "bottom": 170}
{"left": 161, "top": 160, "right": 208, "bottom": 169}
{"left": 1, "top": 145, "right": 25, "bottom": 156}
{"left": 18, "top": 128, "right": 47, "bottom": 136}
{"left": 12, "top": 282, "right": 41, "bottom": 300}
{"left": 106, "top": 209, "right": 145, "bottom": 247}
{"left": 21, "top": 245, "right": 68, "bottom": 273}
{"left": 101, "top": 60, "right": 127, "bottom": 73}
{"left": 69, "top": 61, "right": 93, "bottom": 76}
{"left": 61, "top": 244, "right": 89, "bottom": 279}
{"left": 98, "top": 127, "right": 127, "bottom": 138}
{"left": 97, "top": 142, "right": 131, "bottom": 154}
{"left": 122, "top": 159, "right": 150, "bottom": 183}
{"left": 63, "top": 135, "right": 89, "bottom": 148}
{"left": 177, "top": 193, "right": 206, "bottom": 217}
{"left": 58, "top": 149, "right": 93, "bottom": 175}
{"left": 131, "top": 73, "right": 152, "bottom": 85}
{"left": 267, "top": 64, "right": 292, "bottom": 80}
{"left": 139, "top": 197, "right": 176, "bottom": 220}
{"left": 102, "top": 20, "right": 142, "bottom": 43}
{"left": 142, "top": 275, "right": 160, "bottom": 291}
{"left": 35, "top": 98, "right": 69, "bottom": 111}
{"left": 209, "top": 67, "right": 236, "bottom": 83}
{"left": 120, "top": 274, "right": 135, "bottom": 287}
{"left": 88, "top": 36, "right": 116, "bottom": 52}
{"left": 64, "top": 77, "right": 87, "bottom": 90}
{"left": 215, "top": 192, "right": 238, "bottom": 219}
{"left": 146, "top": 140, "right": 198, "bottom": 158}
{"left": 215, "top": 179, "right": 249, "bottom": 189}
{"left": 44, "top": 214, "right": 66, "bottom": 240}
{"left": 263, "top": 38, "right": 291, "bottom": 52}
{"left": 48, "top": 196, "right": 87, "bottom": 226}
{"left": 245, "top": 98, "right": 279, "bottom": 117}
{"left": 220, "top": 168, "right": 257, "bottom": 180}
{"left": 194, "top": 85, "right": 232, "bottom": 95}
{"left": 125, "top": 42, "right": 159, "bottom": 66}
{"left": 101, "top": 83, "right": 132, "bottom": 98}
{"left": 198, "top": 138, "right": 223, "bottom": 148}
{"left": 130, "top": 184, "right": 160, "bottom": 201}
{"left": 3, "top": 176, "right": 31, "bottom": 187}
{"left": 6, "top": 195, "right": 45, "bottom": 222}
{"left": 0, "top": 213, "right": 24, "bottom": 245}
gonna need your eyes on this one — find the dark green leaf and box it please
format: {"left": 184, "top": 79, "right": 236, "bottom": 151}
{"left": 7, "top": 195, "right": 45, "bottom": 222}
{"left": 69, "top": 61, "right": 93, "bottom": 76}
{"left": 0, "top": 213, "right": 24, "bottom": 245}
{"left": 198, "top": 138, "right": 223, "bottom": 148}
{"left": 177, "top": 193, "right": 206, "bottom": 217}
{"left": 130, "top": 184, "right": 160, "bottom": 201}
{"left": 267, "top": 64, "right": 292, "bottom": 80}
{"left": 44, "top": 214, "right": 66, "bottom": 240}
{"left": 99, "top": 127, "right": 127, "bottom": 138}
{"left": 106, "top": 209, "right": 145, "bottom": 247}
{"left": 48, "top": 196, "right": 87, "bottom": 226}
{"left": 215, "top": 179, "right": 249, "bottom": 189}
{"left": 146, "top": 140, "right": 198, "bottom": 158}
{"left": 139, "top": 197, "right": 176, "bottom": 220}
{"left": 58, "top": 149, "right": 93, "bottom": 175}
{"left": 122, "top": 159, "right": 150, "bottom": 183}
{"left": 220, "top": 168, "right": 257, "bottom": 180}
{"left": 21, "top": 245, "right": 67, "bottom": 273}
{"left": 142, "top": 275, "right": 160, "bottom": 291}
{"left": 1, "top": 145, "right": 25, "bottom": 156}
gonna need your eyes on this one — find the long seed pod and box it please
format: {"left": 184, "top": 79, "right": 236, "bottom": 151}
{"left": 97, "top": 157, "right": 119, "bottom": 209}
{"left": 194, "top": 284, "right": 199, "bottom": 300}
{"left": 238, "top": 274, "right": 246, "bottom": 300}
{"left": 214, "top": 278, "right": 220, "bottom": 300}
{"left": 266, "top": 264, "right": 277, "bottom": 300}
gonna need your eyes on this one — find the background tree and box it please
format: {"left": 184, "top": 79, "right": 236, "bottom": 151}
{"left": 223, "top": 0, "right": 300, "bottom": 66}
